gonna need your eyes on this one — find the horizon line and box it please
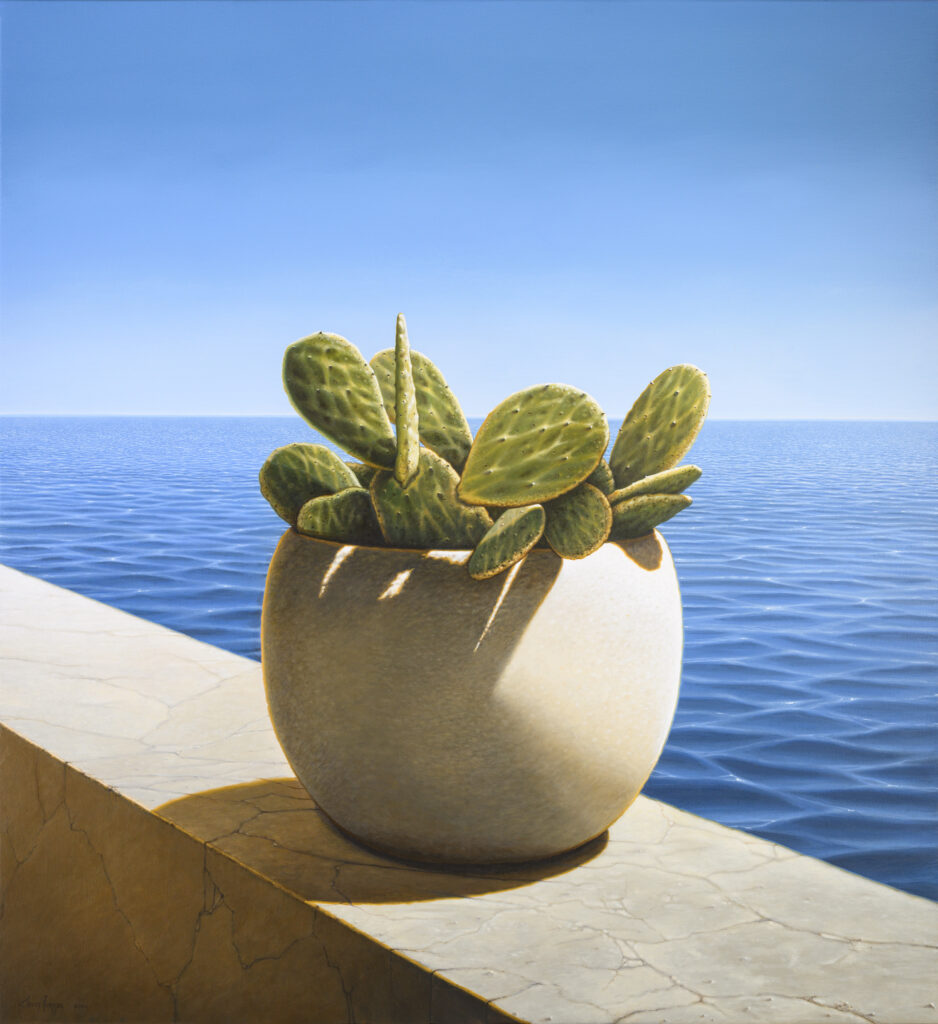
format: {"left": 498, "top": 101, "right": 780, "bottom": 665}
{"left": 2, "top": 414, "right": 937, "bottom": 424}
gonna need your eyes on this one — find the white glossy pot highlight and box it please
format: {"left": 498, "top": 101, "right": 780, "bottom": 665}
{"left": 261, "top": 530, "right": 683, "bottom": 864}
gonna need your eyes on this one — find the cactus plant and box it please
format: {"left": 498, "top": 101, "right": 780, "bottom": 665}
{"left": 260, "top": 443, "right": 360, "bottom": 525}
{"left": 261, "top": 314, "right": 709, "bottom": 577}
{"left": 371, "top": 344, "right": 473, "bottom": 473}
{"left": 609, "top": 365, "right": 710, "bottom": 488}
{"left": 458, "top": 384, "right": 608, "bottom": 507}
{"left": 467, "top": 504, "right": 546, "bottom": 580}
{"left": 543, "top": 483, "right": 612, "bottom": 559}
{"left": 297, "top": 488, "right": 382, "bottom": 545}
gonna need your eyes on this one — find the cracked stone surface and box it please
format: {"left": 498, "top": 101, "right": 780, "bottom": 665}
{"left": 2, "top": 564, "right": 937, "bottom": 1023}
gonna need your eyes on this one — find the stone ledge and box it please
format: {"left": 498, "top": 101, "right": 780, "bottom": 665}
{"left": 1, "top": 564, "right": 936, "bottom": 1023}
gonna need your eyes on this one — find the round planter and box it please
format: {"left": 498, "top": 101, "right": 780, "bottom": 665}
{"left": 261, "top": 530, "right": 683, "bottom": 865}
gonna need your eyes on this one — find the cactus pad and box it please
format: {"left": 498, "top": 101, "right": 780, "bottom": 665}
{"left": 467, "top": 504, "right": 546, "bottom": 580}
{"left": 393, "top": 314, "right": 420, "bottom": 487}
{"left": 371, "top": 347, "right": 473, "bottom": 471}
{"left": 283, "top": 332, "right": 396, "bottom": 468}
{"left": 296, "top": 488, "right": 383, "bottom": 545}
{"left": 458, "top": 384, "right": 608, "bottom": 507}
{"left": 259, "top": 443, "right": 360, "bottom": 525}
{"left": 543, "top": 483, "right": 612, "bottom": 559}
{"left": 345, "top": 461, "right": 379, "bottom": 487}
{"left": 585, "top": 458, "right": 615, "bottom": 495}
{"left": 608, "top": 493, "right": 692, "bottom": 541}
{"left": 609, "top": 465, "right": 702, "bottom": 504}
{"left": 609, "top": 365, "right": 710, "bottom": 488}
{"left": 371, "top": 448, "right": 492, "bottom": 549}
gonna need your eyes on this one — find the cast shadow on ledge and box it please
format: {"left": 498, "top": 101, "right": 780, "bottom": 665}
{"left": 157, "top": 777, "right": 608, "bottom": 905}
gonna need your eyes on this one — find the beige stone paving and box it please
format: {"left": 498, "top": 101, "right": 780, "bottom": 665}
{"left": 2, "top": 564, "right": 936, "bottom": 1023}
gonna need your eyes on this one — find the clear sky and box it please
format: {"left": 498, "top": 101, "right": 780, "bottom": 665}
{"left": 2, "top": 0, "right": 936, "bottom": 418}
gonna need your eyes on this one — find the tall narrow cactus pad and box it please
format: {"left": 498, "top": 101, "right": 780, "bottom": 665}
{"left": 393, "top": 314, "right": 420, "bottom": 487}
{"left": 544, "top": 483, "right": 612, "bottom": 559}
{"left": 297, "top": 488, "right": 383, "bottom": 545}
{"left": 371, "top": 348, "right": 473, "bottom": 471}
{"left": 458, "top": 385, "right": 608, "bottom": 507}
{"left": 609, "top": 365, "right": 710, "bottom": 488}
{"left": 609, "top": 493, "right": 692, "bottom": 541}
{"left": 259, "top": 443, "right": 360, "bottom": 525}
{"left": 467, "top": 504, "right": 546, "bottom": 580}
{"left": 609, "top": 465, "right": 702, "bottom": 504}
{"left": 371, "top": 448, "right": 493, "bottom": 549}
{"left": 283, "top": 332, "right": 396, "bottom": 468}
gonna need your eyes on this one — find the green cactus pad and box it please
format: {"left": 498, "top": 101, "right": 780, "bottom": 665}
{"left": 609, "top": 365, "right": 710, "bottom": 488}
{"left": 344, "top": 461, "right": 379, "bottom": 487}
{"left": 585, "top": 458, "right": 615, "bottom": 495}
{"left": 467, "top": 504, "right": 546, "bottom": 580}
{"left": 296, "top": 488, "right": 383, "bottom": 545}
{"left": 259, "top": 443, "right": 361, "bottom": 525}
{"left": 392, "top": 314, "right": 420, "bottom": 487}
{"left": 371, "top": 448, "right": 492, "bottom": 549}
{"left": 543, "top": 483, "right": 612, "bottom": 559}
{"left": 608, "top": 493, "right": 692, "bottom": 541}
{"left": 371, "top": 347, "right": 473, "bottom": 472}
{"left": 283, "top": 332, "right": 396, "bottom": 469}
{"left": 608, "top": 464, "right": 702, "bottom": 504}
{"left": 458, "top": 384, "right": 608, "bottom": 507}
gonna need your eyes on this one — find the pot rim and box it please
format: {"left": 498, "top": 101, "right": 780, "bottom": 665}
{"left": 285, "top": 527, "right": 660, "bottom": 558}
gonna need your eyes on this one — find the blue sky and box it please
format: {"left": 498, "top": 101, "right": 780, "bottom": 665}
{"left": 3, "top": 1, "right": 936, "bottom": 418}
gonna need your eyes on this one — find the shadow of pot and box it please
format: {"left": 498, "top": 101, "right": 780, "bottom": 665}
{"left": 261, "top": 530, "right": 682, "bottom": 865}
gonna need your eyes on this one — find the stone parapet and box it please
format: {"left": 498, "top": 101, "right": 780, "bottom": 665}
{"left": 1, "top": 565, "right": 935, "bottom": 1023}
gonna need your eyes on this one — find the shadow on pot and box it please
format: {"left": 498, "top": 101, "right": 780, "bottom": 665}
{"left": 157, "top": 777, "right": 608, "bottom": 904}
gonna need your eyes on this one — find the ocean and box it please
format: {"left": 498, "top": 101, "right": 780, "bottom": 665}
{"left": 1, "top": 416, "right": 936, "bottom": 900}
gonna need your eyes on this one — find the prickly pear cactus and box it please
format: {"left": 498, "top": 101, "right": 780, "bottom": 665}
{"left": 467, "top": 504, "right": 546, "bottom": 580}
{"left": 297, "top": 488, "right": 383, "bottom": 545}
{"left": 585, "top": 458, "right": 615, "bottom": 495}
{"left": 345, "top": 461, "right": 379, "bottom": 487}
{"left": 458, "top": 385, "right": 608, "bottom": 507}
{"left": 261, "top": 314, "right": 709, "bottom": 574}
{"left": 608, "top": 493, "right": 692, "bottom": 541}
{"left": 371, "top": 347, "right": 473, "bottom": 472}
{"left": 260, "top": 443, "right": 360, "bottom": 525}
{"left": 543, "top": 483, "right": 612, "bottom": 559}
{"left": 608, "top": 465, "right": 701, "bottom": 504}
{"left": 609, "top": 365, "right": 710, "bottom": 488}
{"left": 371, "top": 448, "right": 492, "bottom": 549}
{"left": 283, "top": 332, "right": 396, "bottom": 469}
{"left": 392, "top": 314, "right": 420, "bottom": 487}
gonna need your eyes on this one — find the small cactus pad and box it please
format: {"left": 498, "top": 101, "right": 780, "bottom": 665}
{"left": 259, "top": 443, "right": 360, "bottom": 525}
{"left": 585, "top": 458, "right": 615, "bottom": 495}
{"left": 371, "top": 348, "right": 473, "bottom": 471}
{"left": 458, "top": 384, "right": 608, "bottom": 507}
{"left": 296, "top": 488, "right": 383, "bottom": 545}
{"left": 345, "top": 461, "right": 379, "bottom": 487}
{"left": 283, "top": 332, "right": 396, "bottom": 468}
{"left": 609, "top": 365, "right": 710, "bottom": 488}
{"left": 467, "top": 504, "right": 546, "bottom": 580}
{"left": 543, "top": 483, "right": 612, "bottom": 559}
{"left": 609, "top": 465, "right": 702, "bottom": 504}
{"left": 371, "top": 448, "right": 492, "bottom": 549}
{"left": 608, "top": 493, "right": 692, "bottom": 541}
{"left": 393, "top": 314, "right": 420, "bottom": 487}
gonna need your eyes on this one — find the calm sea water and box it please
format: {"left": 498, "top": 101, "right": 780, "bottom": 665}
{"left": 1, "top": 417, "right": 936, "bottom": 900}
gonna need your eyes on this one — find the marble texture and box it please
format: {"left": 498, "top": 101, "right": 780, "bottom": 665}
{"left": 2, "top": 564, "right": 937, "bottom": 1023}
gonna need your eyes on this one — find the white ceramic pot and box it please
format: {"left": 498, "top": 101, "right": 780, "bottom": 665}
{"left": 261, "top": 530, "right": 683, "bottom": 864}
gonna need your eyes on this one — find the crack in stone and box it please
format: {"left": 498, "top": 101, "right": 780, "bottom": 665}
{"left": 63, "top": 794, "right": 176, "bottom": 1004}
